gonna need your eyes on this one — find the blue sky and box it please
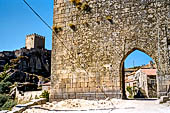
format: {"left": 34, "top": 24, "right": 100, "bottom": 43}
{"left": 0, "top": 1, "right": 153, "bottom": 68}
{"left": 124, "top": 50, "right": 153, "bottom": 68}
{"left": 0, "top": 0, "right": 53, "bottom": 51}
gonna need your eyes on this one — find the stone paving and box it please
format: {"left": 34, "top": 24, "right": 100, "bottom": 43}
{"left": 23, "top": 99, "right": 170, "bottom": 113}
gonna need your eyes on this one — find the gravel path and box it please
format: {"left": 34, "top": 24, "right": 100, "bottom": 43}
{"left": 23, "top": 99, "right": 170, "bottom": 113}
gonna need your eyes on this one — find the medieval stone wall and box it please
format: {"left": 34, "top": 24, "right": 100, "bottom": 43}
{"left": 51, "top": 0, "right": 170, "bottom": 101}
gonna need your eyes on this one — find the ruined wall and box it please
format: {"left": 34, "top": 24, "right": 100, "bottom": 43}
{"left": 51, "top": 0, "right": 170, "bottom": 101}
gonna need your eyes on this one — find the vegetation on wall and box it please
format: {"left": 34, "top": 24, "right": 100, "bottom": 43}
{"left": 69, "top": 23, "right": 77, "bottom": 31}
{"left": 70, "top": 0, "right": 91, "bottom": 12}
{"left": 81, "top": 2, "right": 91, "bottom": 12}
{"left": 53, "top": 25, "right": 62, "bottom": 33}
{"left": 106, "top": 16, "right": 113, "bottom": 24}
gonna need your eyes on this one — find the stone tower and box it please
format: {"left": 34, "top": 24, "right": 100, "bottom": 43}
{"left": 25, "top": 33, "right": 45, "bottom": 49}
{"left": 51, "top": 0, "right": 170, "bottom": 101}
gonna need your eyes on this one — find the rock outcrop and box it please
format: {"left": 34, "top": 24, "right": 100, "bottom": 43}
{"left": 0, "top": 48, "right": 51, "bottom": 77}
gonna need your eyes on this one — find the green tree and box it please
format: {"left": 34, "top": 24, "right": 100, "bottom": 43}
{"left": 0, "top": 94, "right": 8, "bottom": 107}
{"left": 0, "top": 81, "right": 12, "bottom": 94}
{"left": 1, "top": 99, "right": 16, "bottom": 110}
{"left": 0, "top": 72, "right": 8, "bottom": 82}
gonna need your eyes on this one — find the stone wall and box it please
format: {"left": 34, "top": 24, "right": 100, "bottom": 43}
{"left": 51, "top": 0, "right": 170, "bottom": 101}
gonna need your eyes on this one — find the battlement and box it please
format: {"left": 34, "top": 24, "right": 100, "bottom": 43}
{"left": 26, "top": 33, "right": 45, "bottom": 40}
{"left": 25, "top": 33, "right": 45, "bottom": 49}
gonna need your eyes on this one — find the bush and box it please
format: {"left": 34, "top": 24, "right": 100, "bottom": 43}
{"left": 2, "top": 74, "right": 11, "bottom": 83}
{"left": 126, "top": 86, "right": 133, "bottom": 98}
{"left": 3, "top": 63, "right": 10, "bottom": 72}
{"left": 0, "top": 81, "right": 12, "bottom": 94}
{"left": 1, "top": 99, "right": 16, "bottom": 110}
{"left": 40, "top": 90, "right": 49, "bottom": 102}
{"left": 0, "top": 72, "right": 8, "bottom": 82}
{"left": 0, "top": 94, "right": 8, "bottom": 107}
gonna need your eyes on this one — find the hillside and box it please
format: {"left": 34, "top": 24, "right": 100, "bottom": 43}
{"left": 0, "top": 48, "right": 51, "bottom": 86}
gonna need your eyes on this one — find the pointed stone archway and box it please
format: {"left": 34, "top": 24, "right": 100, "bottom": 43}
{"left": 120, "top": 48, "right": 158, "bottom": 99}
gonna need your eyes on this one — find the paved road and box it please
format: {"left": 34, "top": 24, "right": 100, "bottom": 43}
{"left": 23, "top": 99, "right": 170, "bottom": 113}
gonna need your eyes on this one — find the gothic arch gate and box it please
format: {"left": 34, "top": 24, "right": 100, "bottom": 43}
{"left": 50, "top": 0, "right": 170, "bottom": 101}
{"left": 120, "top": 48, "right": 158, "bottom": 99}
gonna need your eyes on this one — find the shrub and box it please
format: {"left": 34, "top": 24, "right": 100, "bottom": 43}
{"left": 0, "top": 72, "right": 8, "bottom": 81}
{"left": 40, "top": 90, "right": 49, "bottom": 102}
{"left": 126, "top": 86, "right": 133, "bottom": 98}
{"left": 0, "top": 94, "right": 8, "bottom": 107}
{"left": 0, "top": 81, "right": 12, "bottom": 94}
{"left": 1, "top": 99, "right": 16, "bottom": 110}
{"left": 3, "top": 63, "right": 10, "bottom": 72}
{"left": 2, "top": 74, "right": 11, "bottom": 83}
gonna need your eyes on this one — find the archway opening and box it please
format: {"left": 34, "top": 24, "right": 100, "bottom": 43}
{"left": 121, "top": 49, "right": 157, "bottom": 99}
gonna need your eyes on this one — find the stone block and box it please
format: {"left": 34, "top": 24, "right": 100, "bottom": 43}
{"left": 83, "top": 87, "right": 90, "bottom": 92}
{"left": 96, "top": 93, "right": 106, "bottom": 100}
{"left": 159, "top": 96, "right": 170, "bottom": 104}
{"left": 85, "top": 82, "right": 88, "bottom": 87}
{"left": 72, "top": 83, "right": 76, "bottom": 88}
{"left": 68, "top": 93, "right": 76, "bottom": 99}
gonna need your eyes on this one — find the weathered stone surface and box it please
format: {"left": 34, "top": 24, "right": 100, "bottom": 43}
{"left": 51, "top": 0, "right": 170, "bottom": 101}
{"left": 10, "top": 98, "right": 46, "bottom": 113}
{"left": 0, "top": 48, "right": 51, "bottom": 77}
{"left": 159, "top": 96, "right": 170, "bottom": 104}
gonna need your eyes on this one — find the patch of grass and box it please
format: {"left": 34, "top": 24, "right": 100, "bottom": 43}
{"left": 40, "top": 90, "right": 49, "bottom": 102}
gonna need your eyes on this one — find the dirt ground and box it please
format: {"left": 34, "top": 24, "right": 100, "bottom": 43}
{"left": 23, "top": 99, "right": 170, "bottom": 113}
